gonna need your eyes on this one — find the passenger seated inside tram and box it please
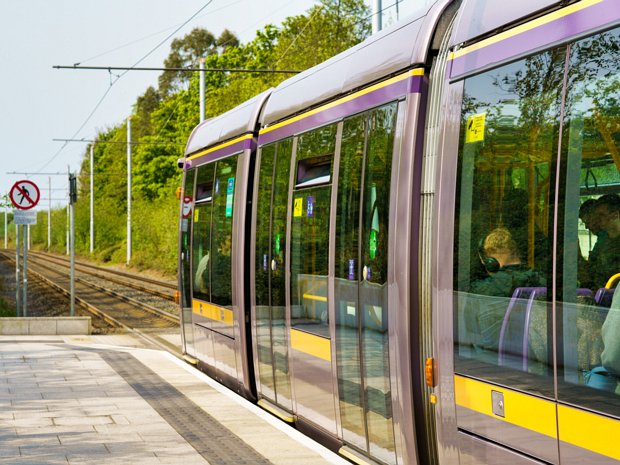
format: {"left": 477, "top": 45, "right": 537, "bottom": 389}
{"left": 578, "top": 198, "right": 604, "bottom": 288}
{"left": 465, "top": 227, "right": 546, "bottom": 352}
{"left": 587, "top": 284, "right": 620, "bottom": 393}
{"left": 587, "top": 194, "right": 620, "bottom": 289}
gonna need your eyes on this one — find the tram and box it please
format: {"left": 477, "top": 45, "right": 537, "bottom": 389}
{"left": 177, "top": 1, "right": 620, "bottom": 463}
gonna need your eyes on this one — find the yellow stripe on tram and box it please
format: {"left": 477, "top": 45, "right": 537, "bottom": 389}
{"left": 192, "top": 299, "right": 234, "bottom": 326}
{"left": 449, "top": 0, "right": 604, "bottom": 61}
{"left": 290, "top": 328, "right": 331, "bottom": 362}
{"left": 260, "top": 68, "right": 424, "bottom": 136}
{"left": 187, "top": 133, "right": 253, "bottom": 161}
{"left": 454, "top": 375, "right": 558, "bottom": 438}
{"left": 558, "top": 405, "right": 620, "bottom": 461}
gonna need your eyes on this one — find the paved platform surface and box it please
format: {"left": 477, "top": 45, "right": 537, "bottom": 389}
{"left": 0, "top": 334, "right": 351, "bottom": 465}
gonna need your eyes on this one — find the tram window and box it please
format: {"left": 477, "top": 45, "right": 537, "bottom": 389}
{"left": 290, "top": 124, "right": 336, "bottom": 337}
{"left": 211, "top": 155, "right": 238, "bottom": 307}
{"left": 558, "top": 26, "right": 620, "bottom": 417}
{"left": 453, "top": 48, "right": 565, "bottom": 395}
{"left": 192, "top": 163, "right": 215, "bottom": 302}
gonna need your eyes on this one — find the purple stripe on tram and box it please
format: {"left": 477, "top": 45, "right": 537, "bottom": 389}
{"left": 450, "top": 0, "right": 620, "bottom": 79}
{"left": 186, "top": 137, "right": 255, "bottom": 168}
{"left": 258, "top": 74, "right": 424, "bottom": 145}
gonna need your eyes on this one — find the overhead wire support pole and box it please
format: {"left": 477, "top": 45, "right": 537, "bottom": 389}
{"left": 200, "top": 58, "right": 206, "bottom": 122}
{"left": 69, "top": 167, "right": 76, "bottom": 317}
{"left": 372, "top": 0, "right": 382, "bottom": 34}
{"left": 127, "top": 116, "right": 132, "bottom": 265}
{"left": 90, "top": 144, "right": 94, "bottom": 254}
{"left": 48, "top": 177, "right": 51, "bottom": 250}
{"left": 53, "top": 65, "right": 301, "bottom": 74}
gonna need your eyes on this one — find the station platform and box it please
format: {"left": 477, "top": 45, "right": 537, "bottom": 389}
{"left": 0, "top": 334, "right": 351, "bottom": 465}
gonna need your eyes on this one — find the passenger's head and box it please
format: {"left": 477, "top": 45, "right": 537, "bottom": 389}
{"left": 580, "top": 198, "right": 602, "bottom": 234}
{"left": 482, "top": 227, "right": 521, "bottom": 271}
{"left": 596, "top": 194, "right": 620, "bottom": 237}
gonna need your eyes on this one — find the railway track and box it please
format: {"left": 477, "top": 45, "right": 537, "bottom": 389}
{"left": 0, "top": 251, "right": 181, "bottom": 354}
{"left": 30, "top": 251, "right": 177, "bottom": 302}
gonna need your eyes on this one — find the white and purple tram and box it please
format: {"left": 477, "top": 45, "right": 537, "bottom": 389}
{"left": 178, "top": 1, "right": 620, "bottom": 463}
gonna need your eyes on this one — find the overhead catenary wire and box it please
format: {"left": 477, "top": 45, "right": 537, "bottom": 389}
{"left": 38, "top": 0, "right": 216, "bottom": 174}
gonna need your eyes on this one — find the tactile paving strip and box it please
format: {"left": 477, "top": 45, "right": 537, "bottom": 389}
{"left": 101, "top": 351, "right": 274, "bottom": 465}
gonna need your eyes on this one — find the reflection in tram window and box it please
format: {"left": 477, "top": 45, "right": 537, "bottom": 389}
{"left": 290, "top": 124, "right": 336, "bottom": 338}
{"left": 192, "top": 163, "right": 215, "bottom": 302}
{"left": 453, "top": 47, "right": 563, "bottom": 395}
{"left": 559, "top": 26, "right": 620, "bottom": 417}
{"left": 254, "top": 139, "right": 294, "bottom": 408}
{"left": 211, "top": 156, "right": 238, "bottom": 307}
{"left": 334, "top": 103, "right": 398, "bottom": 463}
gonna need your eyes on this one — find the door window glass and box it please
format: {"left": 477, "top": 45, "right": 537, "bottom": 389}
{"left": 334, "top": 102, "right": 398, "bottom": 463}
{"left": 361, "top": 103, "right": 397, "bottom": 461}
{"left": 211, "top": 156, "right": 238, "bottom": 307}
{"left": 255, "top": 144, "right": 276, "bottom": 396}
{"left": 192, "top": 164, "right": 215, "bottom": 302}
{"left": 335, "top": 113, "right": 366, "bottom": 449}
{"left": 559, "top": 27, "right": 620, "bottom": 417}
{"left": 453, "top": 49, "right": 565, "bottom": 395}
{"left": 290, "top": 124, "right": 336, "bottom": 338}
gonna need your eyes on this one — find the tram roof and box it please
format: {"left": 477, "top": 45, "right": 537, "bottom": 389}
{"left": 184, "top": 89, "right": 271, "bottom": 157}
{"left": 261, "top": 0, "right": 455, "bottom": 127}
{"left": 450, "top": 0, "right": 563, "bottom": 47}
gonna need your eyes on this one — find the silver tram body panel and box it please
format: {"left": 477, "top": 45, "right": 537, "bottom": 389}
{"left": 180, "top": 90, "right": 272, "bottom": 399}
{"left": 178, "top": 1, "right": 620, "bottom": 464}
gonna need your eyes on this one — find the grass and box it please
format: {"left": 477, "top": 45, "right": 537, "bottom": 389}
{"left": 0, "top": 297, "right": 15, "bottom": 318}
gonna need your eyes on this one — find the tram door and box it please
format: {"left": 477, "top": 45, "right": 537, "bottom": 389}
{"left": 289, "top": 124, "right": 338, "bottom": 433}
{"left": 253, "top": 139, "right": 293, "bottom": 411}
{"left": 334, "top": 104, "right": 397, "bottom": 464}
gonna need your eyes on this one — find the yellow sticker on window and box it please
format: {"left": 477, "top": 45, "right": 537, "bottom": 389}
{"left": 294, "top": 197, "right": 303, "bottom": 217}
{"left": 466, "top": 113, "right": 486, "bottom": 143}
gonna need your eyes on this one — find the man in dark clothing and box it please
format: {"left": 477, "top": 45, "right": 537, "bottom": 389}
{"left": 588, "top": 194, "right": 620, "bottom": 289}
{"left": 465, "top": 228, "right": 546, "bottom": 352}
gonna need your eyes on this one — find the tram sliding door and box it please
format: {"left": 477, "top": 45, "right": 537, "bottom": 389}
{"left": 289, "top": 123, "right": 339, "bottom": 433}
{"left": 334, "top": 103, "right": 398, "bottom": 464}
{"left": 451, "top": 47, "right": 563, "bottom": 463}
{"left": 253, "top": 139, "right": 294, "bottom": 411}
{"left": 449, "top": 25, "right": 620, "bottom": 465}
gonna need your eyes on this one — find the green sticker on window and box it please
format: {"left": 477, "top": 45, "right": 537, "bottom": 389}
{"left": 369, "top": 229, "right": 377, "bottom": 260}
{"left": 275, "top": 233, "right": 281, "bottom": 256}
{"left": 225, "top": 177, "right": 234, "bottom": 218}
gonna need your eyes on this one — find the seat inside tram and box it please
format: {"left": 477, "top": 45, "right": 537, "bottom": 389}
{"left": 453, "top": 26, "right": 620, "bottom": 417}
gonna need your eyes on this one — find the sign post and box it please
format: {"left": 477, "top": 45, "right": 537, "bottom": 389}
{"left": 9, "top": 180, "right": 40, "bottom": 317}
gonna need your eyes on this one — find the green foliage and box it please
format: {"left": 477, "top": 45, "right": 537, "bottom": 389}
{"left": 27, "top": 0, "right": 371, "bottom": 276}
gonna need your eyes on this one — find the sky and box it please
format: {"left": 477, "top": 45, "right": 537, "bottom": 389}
{"left": 0, "top": 0, "right": 321, "bottom": 210}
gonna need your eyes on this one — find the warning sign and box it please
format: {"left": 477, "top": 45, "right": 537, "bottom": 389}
{"left": 9, "top": 180, "right": 40, "bottom": 210}
{"left": 182, "top": 196, "right": 193, "bottom": 219}
{"left": 465, "top": 113, "right": 486, "bottom": 143}
{"left": 293, "top": 198, "right": 303, "bottom": 217}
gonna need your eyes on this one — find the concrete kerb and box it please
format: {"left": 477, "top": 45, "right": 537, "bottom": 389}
{"left": 0, "top": 317, "right": 91, "bottom": 335}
